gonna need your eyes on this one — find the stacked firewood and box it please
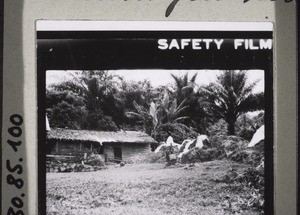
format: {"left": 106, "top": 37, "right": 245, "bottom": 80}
{"left": 46, "top": 154, "right": 106, "bottom": 173}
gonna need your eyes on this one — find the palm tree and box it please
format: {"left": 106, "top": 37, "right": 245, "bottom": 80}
{"left": 66, "top": 70, "right": 124, "bottom": 130}
{"left": 200, "top": 70, "right": 264, "bottom": 135}
{"left": 170, "top": 72, "right": 212, "bottom": 133}
{"left": 170, "top": 72, "right": 198, "bottom": 103}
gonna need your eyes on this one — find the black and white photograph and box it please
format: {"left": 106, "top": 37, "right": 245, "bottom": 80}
{"left": 37, "top": 21, "right": 273, "bottom": 215}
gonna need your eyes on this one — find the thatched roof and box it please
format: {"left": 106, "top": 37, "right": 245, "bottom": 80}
{"left": 47, "top": 128, "right": 157, "bottom": 145}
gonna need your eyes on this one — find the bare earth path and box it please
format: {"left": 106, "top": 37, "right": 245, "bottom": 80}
{"left": 47, "top": 160, "right": 260, "bottom": 215}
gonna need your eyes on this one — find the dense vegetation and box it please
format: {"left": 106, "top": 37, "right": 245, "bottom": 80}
{"left": 46, "top": 70, "right": 264, "bottom": 141}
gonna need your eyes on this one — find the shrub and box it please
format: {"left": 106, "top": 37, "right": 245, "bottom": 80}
{"left": 154, "top": 123, "right": 197, "bottom": 143}
{"left": 236, "top": 112, "right": 264, "bottom": 141}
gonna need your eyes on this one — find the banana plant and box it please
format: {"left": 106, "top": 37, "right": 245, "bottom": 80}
{"left": 126, "top": 90, "right": 192, "bottom": 139}
{"left": 125, "top": 100, "right": 154, "bottom": 136}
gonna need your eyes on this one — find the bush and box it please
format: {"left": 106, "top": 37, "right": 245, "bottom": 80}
{"left": 207, "top": 119, "right": 228, "bottom": 137}
{"left": 154, "top": 123, "right": 197, "bottom": 143}
{"left": 222, "top": 136, "right": 249, "bottom": 156}
{"left": 236, "top": 112, "right": 264, "bottom": 141}
{"left": 180, "top": 147, "right": 226, "bottom": 164}
{"left": 229, "top": 140, "right": 264, "bottom": 166}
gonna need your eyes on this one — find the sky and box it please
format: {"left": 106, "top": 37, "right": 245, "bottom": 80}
{"left": 46, "top": 69, "right": 264, "bottom": 93}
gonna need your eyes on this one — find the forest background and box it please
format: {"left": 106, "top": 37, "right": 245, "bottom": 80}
{"left": 46, "top": 70, "right": 265, "bottom": 145}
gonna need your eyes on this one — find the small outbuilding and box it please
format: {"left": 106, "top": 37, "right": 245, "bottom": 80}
{"left": 46, "top": 128, "right": 157, "bottom": 162}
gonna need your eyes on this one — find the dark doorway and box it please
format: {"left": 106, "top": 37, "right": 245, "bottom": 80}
{"left": 114, "top": 147, "right": 122, "bottom": 160}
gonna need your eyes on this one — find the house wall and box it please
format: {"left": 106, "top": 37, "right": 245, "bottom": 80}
{"left": 46, "top": 140, "right": 95, "bottom": 156}
{"left": 103, "top": 142, "right": 151, "bottom": 162}
{"left": 46, "top": 140, "right": 152, "bottom": 161}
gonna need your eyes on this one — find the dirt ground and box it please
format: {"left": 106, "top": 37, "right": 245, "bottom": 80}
{"left": 47, "top": 160, "right": 262, "bottom": 215}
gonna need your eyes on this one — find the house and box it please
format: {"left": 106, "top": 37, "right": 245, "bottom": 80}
{"left": 46, "top": 128, "right": 157, "bottom": 162}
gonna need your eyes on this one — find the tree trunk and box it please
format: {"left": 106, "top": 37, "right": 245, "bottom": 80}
{"left": 227, "top": 117, "right": 236, "bottom": 135}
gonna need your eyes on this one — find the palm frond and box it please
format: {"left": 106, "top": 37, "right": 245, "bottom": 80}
{"left": 125, "top": 111, "right": 143, "bottom": 119}
{"left": 174, "top": 116, "right": 190, "bottom": 122}
{"left": 190, "top": 73, "right": 198, "bottom": 83}
{"left": 169, "top": 99, "right": 177, "bottom": 116}
{"left": 133, "top": 100, "right": 147, "bottom": 114}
